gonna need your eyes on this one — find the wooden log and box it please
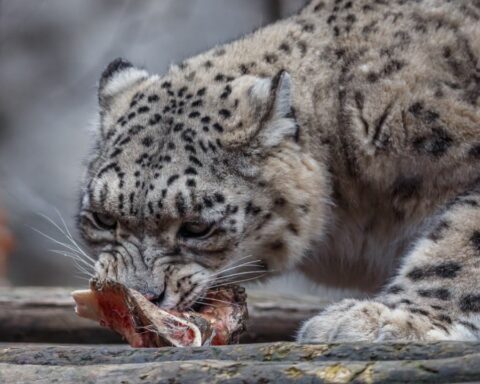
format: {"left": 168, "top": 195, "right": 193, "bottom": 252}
{"left": 1, "top": 341, "right": 480, "bottom": 365}
{"left": 1, "top": 342, "right": 480, "bottom": 383}
{"left": 0, "top": 287, "right": 329, "bottom": 343}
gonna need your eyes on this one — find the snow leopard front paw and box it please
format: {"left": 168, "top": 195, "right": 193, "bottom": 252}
{"left": 297, "top": 299, "right": 436, "bottom": 343}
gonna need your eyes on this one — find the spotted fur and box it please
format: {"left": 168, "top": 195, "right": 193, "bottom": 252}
{"left": 79, "top": 0, "right": 480, "bottom": 341}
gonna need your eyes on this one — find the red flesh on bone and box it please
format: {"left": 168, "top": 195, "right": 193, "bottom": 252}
{"left": 72, "top": 280, "right": 247, "bottom": 347}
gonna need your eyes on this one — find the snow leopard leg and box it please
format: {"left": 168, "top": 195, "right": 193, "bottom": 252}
{"left": 298, "top": 186, "right": 480, "bottom": 342}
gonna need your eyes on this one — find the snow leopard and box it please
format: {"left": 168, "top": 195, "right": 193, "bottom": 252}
{"left": 78, "top": 0, "right": 480, "bottom": 342}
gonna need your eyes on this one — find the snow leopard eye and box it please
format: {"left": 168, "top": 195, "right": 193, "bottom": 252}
{"left": 92, "top": 212, "right": 117, "bottom": 230}
{"left": 178, "top": 222, "right": 214, "bottom": 239}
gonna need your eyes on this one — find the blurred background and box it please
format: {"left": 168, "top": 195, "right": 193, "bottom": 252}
{"left": 0, "top": 0, "right": 314, "bottom": 287}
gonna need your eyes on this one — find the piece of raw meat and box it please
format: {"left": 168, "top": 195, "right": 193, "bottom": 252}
{"left": 72, "top": 279, "right": 248, "bottom": 347}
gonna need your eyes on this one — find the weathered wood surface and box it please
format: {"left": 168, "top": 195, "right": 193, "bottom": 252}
{"left": 1, "top": 287, "right": 479, "bottom": 383}
{"left": 1, "top": 342, "right": 480, "bottom": 383}
{"left": 0, "top": 287, "right": 329, "bottom": 343}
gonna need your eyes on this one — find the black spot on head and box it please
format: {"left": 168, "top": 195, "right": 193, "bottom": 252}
{"left": 147, "top": 94, "right": 159, "bottom": 103}
{"left": 245, "top": 201, "right": 261, "bottom": 216}
{"left": 149, "top": 113, "right": 161, "bottom": 125}
{"left": 185, "top": 167, "right": 197, "bottom": 175}
{"left": 184, "top": 144, "right": 196, "bottom": 154}
{"left": 214, "top": 193, "right": 225, "bottom": 204}
{"left": 175, "top": 193, "right": 187, "bottom": 216}
{"left": 177, "top": 86, "right": 188, "bottom": 98}
{"left": 407, "top": 262, "right": 462, "bottom": 281}
{"left": 189, "top": 156, "right": 203, "bottom": 167}
{"left": 264, "top": 53, "right": 278, "bottom": 64}
{"left": 239, "top": 64, "right": 249, "bottom": 74}
{"left": 220, "top": 85, "right": 232, "bottom": 100}
{"left": 186, "top": 179, "right": 196, "bottom": 188}
{"left": 211, "top": 123, "right": 224, "bottom": 133}
{"left": 173, "top": 123, "right": 184, "bottom": 132}
{"left": 302, "top": 23, "right": 315, "bottom": 32}
{"left": 428, "top": 220, "right": 450, "bottom": 242}
{"left": 219, "top": 109, "right": 231, "bottom": 119}
{"left": 110, "top": 148, "right": 122, "bottom": 158}
{"left": 203, "top": 196, "right": 213, "bottom": 208}
{"left": 191, "top": 100, "right": 203, "bottom": 108}
{"left": 167, "top": 174, "right": 179, "bottom": 186}
{"left": 142, "top": 136, "right": 153, "bottom": 147}
{"left": 436, "top": 314, "right": 452, "bottom": 324}
{"left": 201, "top": 116, "right": 211, "bottom": 124}
{"left": 279, "top": 42, "right": 291, "bottom": 53}
{"left": 409, "top": 308, "right": 430, "bottom": 317}
{"left": 197, "top": 87, "right": 206, "bottom": 96}
{"left": 470, "top": 231, "right": 480, "bottom": 252}
{"left": 459, "top": 294, "right": 480, "bottom": 312}
{"left": 417, "top": 288, "right": 451, "bottom": 301}
{"left": 161, "top": 81, "right": 172, "bottom": 89}
{"left": 189, "top": 111, "right": 201, "bottom": 119}
{"left": 214, "top": 73, "right": 226, "bottom": 82}
{"left": 297, "top": 41, "right": 307, "bottom": 56}
{"left": 387, "top": 285, "right": 404, "bottom": 294}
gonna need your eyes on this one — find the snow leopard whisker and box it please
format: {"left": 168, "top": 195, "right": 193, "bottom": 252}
{"left": 196, "top": 268, "right": 267, "bottom": 286}
{"left": 191, "top": 299, "right": 231, "bottom": 309}
{"left": 35, "top": 211, "right": 95, "bottom": 265}
{"left": 49, "top": 249, "right": 94, "bottom": 270}
{"left": 208, "top": 273, "right": 268, "bottom": 289}
{"left": 29, "top": 225, "right": 87, "bottom": 260}
{"left": 53, "top": 208, "right": 96, "bottom": 264}
{"left": 52, "top": 250, "right": 93, "bottom": 277}
{"left": 214, "top": 254, "right": 257, "bottom": 272}
{"left": 196, "top": 296, "right": 240, "bottom": 307}
{"left": 209, "top": 269, "right": 269, "bottom": 282}
{"left": 73, "top": 274, "right": 91, "bottom": 281}
{"left": 208, "top": 259, "right": 263, "bottom": 278}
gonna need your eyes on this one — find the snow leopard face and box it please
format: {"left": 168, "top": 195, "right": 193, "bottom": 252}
{"left": 77, "top": 59, "right": 327, "bottom": 309}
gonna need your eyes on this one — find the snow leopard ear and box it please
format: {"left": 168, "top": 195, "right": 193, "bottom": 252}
{"left": 98, "top": 58, "right": 149, "bottom": 109}
{"left": 248, "top": 70, "right": 298, "bottom": 148}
